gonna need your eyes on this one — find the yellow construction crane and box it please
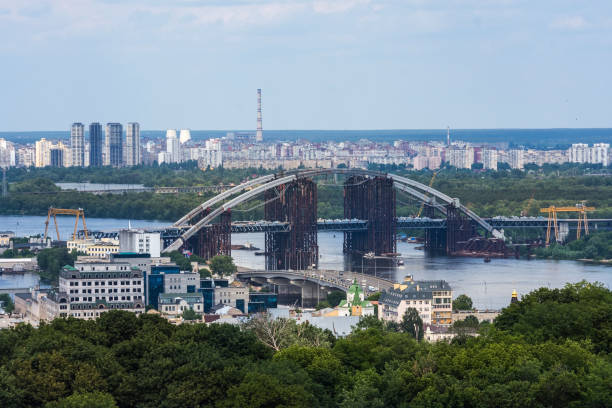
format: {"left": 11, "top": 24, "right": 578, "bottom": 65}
{"left": 416, "top": 170, "right": 441, "bottom": 217}
{"left": 521, "top": 190, "right": 536, "bottom": 217}
{"left": 540, "top": 202, "right": 595, "bottom": 246}
{"left": 44, "top": 207, "right": 89, "bottom": 241}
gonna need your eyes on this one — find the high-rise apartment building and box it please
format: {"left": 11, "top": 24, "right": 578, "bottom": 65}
{"left": 446, "top": 146, "right": 474, "bottom": 169}
{"left": 0, "top": 139, "right": 16, "bottom": 168}
{"left": 482, "top": 149, "right": 498, "bottom": 170}
{"left": 89, "top": 123, "right": 103, "bottom": 167}
{"left": 568, "top": 143, "right": 589, "bottom": 163}
{"left": 16, "top": 147, "right": 35, "bottom": 167}
{"left": 509, "top": 149, "right": 524, "bottom": 170}
{"left": 568, "top": 143, "right": 609, "bottom": 165}
{"left": 166, "top": 129, "right": 180, "bottom": 163}
{"left": 50, "top": 149, "right": 64, "bottom": 167}
{"left": 106, "top": 123, "right": 123, "bottom": 167}
{"left": 179, "top": 129, "right": 191, "bottom": 144}
{"left": 70, "top": 123, "right": 85, "bottom": 167}
{"left": 590, "top": 143, "right": 609, "bottom": 165}
{"left": 35, "top": 138, "right": 52, "bottom": 167}
{"left": 125, "top": 122, "right": 141, "bottom": 166}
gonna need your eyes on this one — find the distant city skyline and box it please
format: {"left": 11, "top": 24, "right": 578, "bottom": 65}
{"left": 0, "top": 1, "right": 611, "bottom": 131}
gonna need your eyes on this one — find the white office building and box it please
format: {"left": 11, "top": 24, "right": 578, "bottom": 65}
{"left": 15, "top": 262, "right": 146, "bottom": 321}
{"left": 119, "top": 229, "right": 161, "bottom": 257}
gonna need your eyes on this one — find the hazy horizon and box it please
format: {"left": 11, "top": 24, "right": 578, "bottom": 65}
{"left": 1, "top": 1, "right": 611, "bottom": 131}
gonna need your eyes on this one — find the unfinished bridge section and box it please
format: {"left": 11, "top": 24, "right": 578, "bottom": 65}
{"left": 343, "top": 176, "right": 396, "bottom": 256}
{"left": 264, "top": 178, "right": 318, "bottom": 270}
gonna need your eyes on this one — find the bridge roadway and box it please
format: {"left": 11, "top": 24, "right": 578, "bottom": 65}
{"left": 80, "top": 217, "right": 612, "bottom": 240}
{"left": 0, "top": 287, "right": 33, "bottom": 296}
{"left": 236, "top": 269, "right": 395, "bottom": 296}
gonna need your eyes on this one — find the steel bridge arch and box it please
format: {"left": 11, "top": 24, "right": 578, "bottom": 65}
{"left": 163, "top": 168, "right": 500, "bottom": 253}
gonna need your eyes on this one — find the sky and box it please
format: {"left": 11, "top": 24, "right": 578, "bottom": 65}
{"left": 0, "top": 0, "right": 611, "bottom": 131}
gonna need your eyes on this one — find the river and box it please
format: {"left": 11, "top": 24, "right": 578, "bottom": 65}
{"left": 1, "top": 216, "right": 610, "bottom": 309}
{"left": 233, "top": 232, "right": 611, "bottom": 310}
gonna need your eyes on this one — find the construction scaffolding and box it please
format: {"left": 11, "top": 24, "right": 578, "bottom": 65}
{"left": 445, "top": 204, "right": 475, "bottom": 254}
{"left": 190, "top": 209, "right": 232, "bottom": 259}
{"left": 423, "top": 203, "right": 446, "bottom": 251}
{"left": 265, "top": 179, "right": 318, "bottom": 270}
{"left": 343, "top": 176, "right": 369, "bottom": 254}
{"left": 344, "top": 176, "right": 396, "bottom": 256}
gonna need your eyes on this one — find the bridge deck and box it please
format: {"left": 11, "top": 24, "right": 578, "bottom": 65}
{"left": 237, "top": 269, "right": 395, "bottom": 295}
{"left": 80, "top": 217, "right": 612, "bottom": 240}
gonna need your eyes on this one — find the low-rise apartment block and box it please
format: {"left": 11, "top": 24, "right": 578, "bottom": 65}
{"left": 158, "top": 293, "right": 204, "bottom": 318}
{"left": 378, "top": 276, "right": 452, "bottom": 326}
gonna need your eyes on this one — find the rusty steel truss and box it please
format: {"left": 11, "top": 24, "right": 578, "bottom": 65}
{"left": 343, "top": 176, "right": 396, "bottom": 256}
{"left": 188, "top": 209, "right": 232, "bottom": 259}
{"left": 265, "top": 179, "right": 318, "bottom": 270}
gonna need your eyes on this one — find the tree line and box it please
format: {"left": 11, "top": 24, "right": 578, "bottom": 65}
{"left": 0, "top": 281, "right": 609, "bottom": 407}
{"left": 2, "top": 165, "right": 612, "bottom": 222}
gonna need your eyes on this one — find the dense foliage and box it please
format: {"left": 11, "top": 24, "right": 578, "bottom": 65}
{"left": 0, "top": 248, "right": 36, "bottom": 258}
{"left": 535, "top": 231, "right": 612, "bottom": 260}
{"left": 0, "top": 282, "right": 609, "bottom": 407}
{"left": 3, "top": 165, "right": 612, "bottom": 223}
{"left": 495, "top": 281, "right": 612, "bottom": 354}
{"left": 36, "top": 248, "right": 80, "bottom": 283}
{"left": 208, "top": 255, "right": 237, "bottom": 276}
{"left": 0, "top": 294, "right": 15, "bottom": 314}
{"left": 4, "top": 163, "right": 271, "bottom": 188}
{"left": 452, "top": 294, "right": 473, "bottom": 310}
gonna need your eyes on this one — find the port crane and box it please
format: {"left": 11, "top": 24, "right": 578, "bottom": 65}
{"left": 43, "top": 207, "right": 89, "bottom": 241}
{"left": 540, "top": 202, "right": 595, "bottom": 246}
{"left": 415, "top": 169, "right": 442, "bottom": 218}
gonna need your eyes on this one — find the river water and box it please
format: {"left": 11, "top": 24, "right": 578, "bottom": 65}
{"left": 232, "top": 232, "right": 611, "bottom": 310}
{"left": 1, "top": 216, "right": 610, "bottom": 309}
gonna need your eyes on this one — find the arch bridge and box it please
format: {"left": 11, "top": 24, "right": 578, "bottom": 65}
{"left": 163, "top": 168, "right": 505, "bottom": 266}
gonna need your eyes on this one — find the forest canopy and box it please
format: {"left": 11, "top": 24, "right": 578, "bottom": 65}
{"left": 0, "top": 281, "right": 610, "bottom": 407}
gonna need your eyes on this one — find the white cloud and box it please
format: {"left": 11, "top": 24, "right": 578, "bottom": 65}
{"left": 550, "top": 16, "right": 588, "bottom": 31}
{"left": 312, "top": 0, "right": 370, "bottom": 14}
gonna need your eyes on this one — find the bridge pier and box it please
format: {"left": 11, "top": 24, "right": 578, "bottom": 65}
{"left": 188, "top": 209, "right": 231, "bottom": 260}
{"left": 344, "top": 176, "right": 396, "bottom": 256}
{"left": 264, "top": 179, "right": 318, "bottom": 270}
{"left": 423, "top": 204, "right": 446, "bottom": 252}
{"left": 446, "top": 204, "right": 476, "bottom": 254}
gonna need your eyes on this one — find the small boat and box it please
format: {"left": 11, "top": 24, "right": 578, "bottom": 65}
{"left": 484, "top": 257, "right": 491, "bottom": 263}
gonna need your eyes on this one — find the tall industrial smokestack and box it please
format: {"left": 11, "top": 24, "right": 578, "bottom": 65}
{"left": 446, "top": 126, "right": 451, "bottom": 146}
{"left": 256, "top": 88, "right": 263, "bottom": 142}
